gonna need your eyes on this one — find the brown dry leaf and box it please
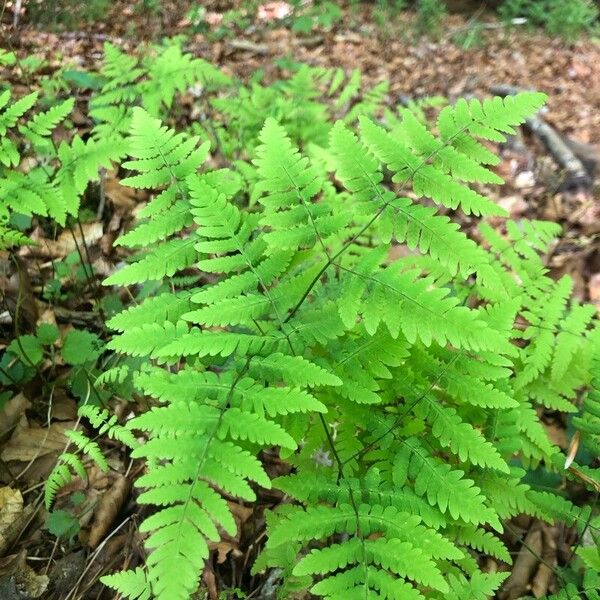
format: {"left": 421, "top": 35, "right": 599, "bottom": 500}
{"left": 564, "top": 430, "right": 580, "bottom": 469}
{"left": 0, "top": 488, "right": 22, "bottom": 537}
{"left": 202, "top": 564, "right": 219, "bottom": 600}
{"left": 0, "top": 552, "right": 24, "bottom": 577}
{"left": 0, "top": 395, "right": 31, "bottom": 444}
{"left": 50, "top": 390, "right": 77, "bottom": 422}
{"left": 205, "top": 12, "right": 224, "bottom": 26}
{"left": 228, "top": 501, "right": 253, "bottom": 526}
{"left": 531, "top": 526, "right": 557, "bottom": 598}
{"left": 497, "top": 195, "right": 528, "bottom": 219}
{"left": 0, "top": 422, "right": 73, "bottom": 462}
{"left": 26, "top": 222, "right": 104, "bottom": 259}
{"left": 499, "top": 523, "right": 544, "bottom": 600}
{"left": 213, "top": 540, "right": 243, "bottom": 564}
{"left": 208, "top": 501, "right": 253, "bottom": 565}
{"left": 257, "top": 2, "right": 292, "bottom": 21}
{"left": 36, "top": 308, "right": 58, "bottom": 329}
{"left": 0, "top": 488, "right": 34, "bottom": 557}
{"left": 105, "top": 174, "right": 145, "bottom": 213}
{"left": 87, "top": 475, "right": 130, "bottom": 549}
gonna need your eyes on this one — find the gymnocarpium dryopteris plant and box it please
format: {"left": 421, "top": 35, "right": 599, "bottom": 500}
{"left": 88, "top": 42, "right": 391, "bottom": 180}
{"left": 89, "top": 40, "right": 232, "bottom": 144}
{"left": 100, "top": 92, "right": 600, "bottom": 600}
{"left": 0, "top": 85, "right": 125, "bottom": 249}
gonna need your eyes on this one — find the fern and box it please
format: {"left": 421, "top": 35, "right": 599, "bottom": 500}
{"left": 45, "top": 403, "right": 138, "bottom": 509}
{"left": 0, "top": 91, "right": 72, "bottom": 246}
{"left": 0, "top": 86, "right": 128, "bottom": 249}
{"left": 92, "top": 83, "right": 600, "bottom": 600}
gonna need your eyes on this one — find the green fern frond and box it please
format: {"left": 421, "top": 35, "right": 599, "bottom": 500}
{"left": 18, "top": 98, "right": 74, "bottom": 145}
{"left": 121, "top": 106, "right": 209, "bottom": 188}
{"left": 102, "top": 568, "right": 151, "bottom": 600}
{"left": 358, "top": 116, "right": 504, "bottom": 216}
{"left": 394, "top": 439, "right": 501, "bottom": 530}
{"left": 0, "top": 90, "right": 38, "bottom": 135}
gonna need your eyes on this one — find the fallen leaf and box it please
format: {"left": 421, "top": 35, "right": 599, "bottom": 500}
{"left": 0, "top": 488, "right": 34, "bottom": 557}
{"left": 0, "top": 395, "right": 31, "bottom": 444}
{"left": 213, "top": 540, "right": 242, "bottom": 564}
{"left": 588, "top": 272, "right": 600, "bottom": 310}
{"left": 564, "top": 430, "right": 580, "bottom": 469}
{"left": 49, "top": 390, "right": 77, "bottom": 422}
{"left": 497, "top": 195, "right": 528, "bottom": 218}
{"left": 205, "top": 12, "right": 223, "bottom": 26}
{"left": 1, "top": 423, "right": 72, "bottom": 462}
{"left": 104, "top": 174, "right": 144, "bottom": 213}
{"left": 87, "top": 475, "right": 130, "bottom": 549}
{"left": 25, "top": 222, "right": 104, "bottom": 259}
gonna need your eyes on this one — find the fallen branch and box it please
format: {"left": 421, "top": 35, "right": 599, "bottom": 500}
{"left": 224, "top": 39, "right": 270, "bottom": 56}
{"left": 491, "top": 84, "right": 595, "bottom": 192}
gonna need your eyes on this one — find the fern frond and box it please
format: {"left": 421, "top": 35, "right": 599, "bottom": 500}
{"left": 101, "top": 568, "right": 151, "bottom": 600}
{"left": 104, "top": 239, "right": 198, "bottom": 286}
{"left": 18, "top": 98, "right": 74, "bottom": 145}
{"left": 358, "top": 116, "right": 504, "bottom": 217}
{"left": 0, "top": 90, "right": 38, "bottom": 135}
{"left": 121, "top": 107, "right": 209, "bottom": 189}
{"left": 394, "top": 439, "right": 501, "bottom": 529}
{"left": 254, "top": 118, "right": 347, "bottom": 252}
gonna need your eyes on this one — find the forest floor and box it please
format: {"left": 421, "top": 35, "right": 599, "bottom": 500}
{"left": 0, "top": 1, "right": 599, "bottom": 598}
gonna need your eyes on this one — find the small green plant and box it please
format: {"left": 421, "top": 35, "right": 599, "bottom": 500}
{"left": 373, "top": 0, "right": 407, "bottom": 39}
{"left": 414, "top": 0, "right": 447, "bottom": 39}
{"left": 498, "top": 0, "right": 598, "bottom": 41}
{"left": 26, "top": 0, "right": 110, "bottom": 26}
{"left": 46, "top": 508, "right": 81, "bottom": 542}
{"left": 290, "top": 1, "right": 343, "bottom": 34}
{"left": 45, "top": 405, "right": 139, "bottom": 509}
{"left": 545, "top": 0, "right": 598, "bottom": 42}
{"left": 452, "top": 20, "right": 485, "bottom": 49}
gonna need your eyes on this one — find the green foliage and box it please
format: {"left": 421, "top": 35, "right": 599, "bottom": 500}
{"left": 7, "top": 41, "right": 593, "bottom": 600}
{"left": 45, "top": 404, "right": 138, "bottom": 509}
{"left": 62, "top": 329, "right": 103, "bottom": 365}
{"left": 499, "top": 0, "right": 598, "bottom": 41}
{"left": 414, "top": 0, "right": 447, "bottom": 39}
{"left": 290, "top": 1, "right": 343, "bottom": 34}
{"left": 26, "top": 0, "right": 153, "bottom": 26}
{"left": 0, "top": 85, "right": 125, "bottom": 250}
{"left": 545, "top": 0, "right": 599, "bottom": 42}
{"left": 46, "top": 509, "right": 81, "bottom": 541}
{"left": 89, "top": 75, "right": 600, "bottom": 599}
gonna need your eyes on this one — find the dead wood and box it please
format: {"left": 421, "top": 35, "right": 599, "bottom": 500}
{"left": 491, "top": 84, "right": 596, "bottom": 192}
